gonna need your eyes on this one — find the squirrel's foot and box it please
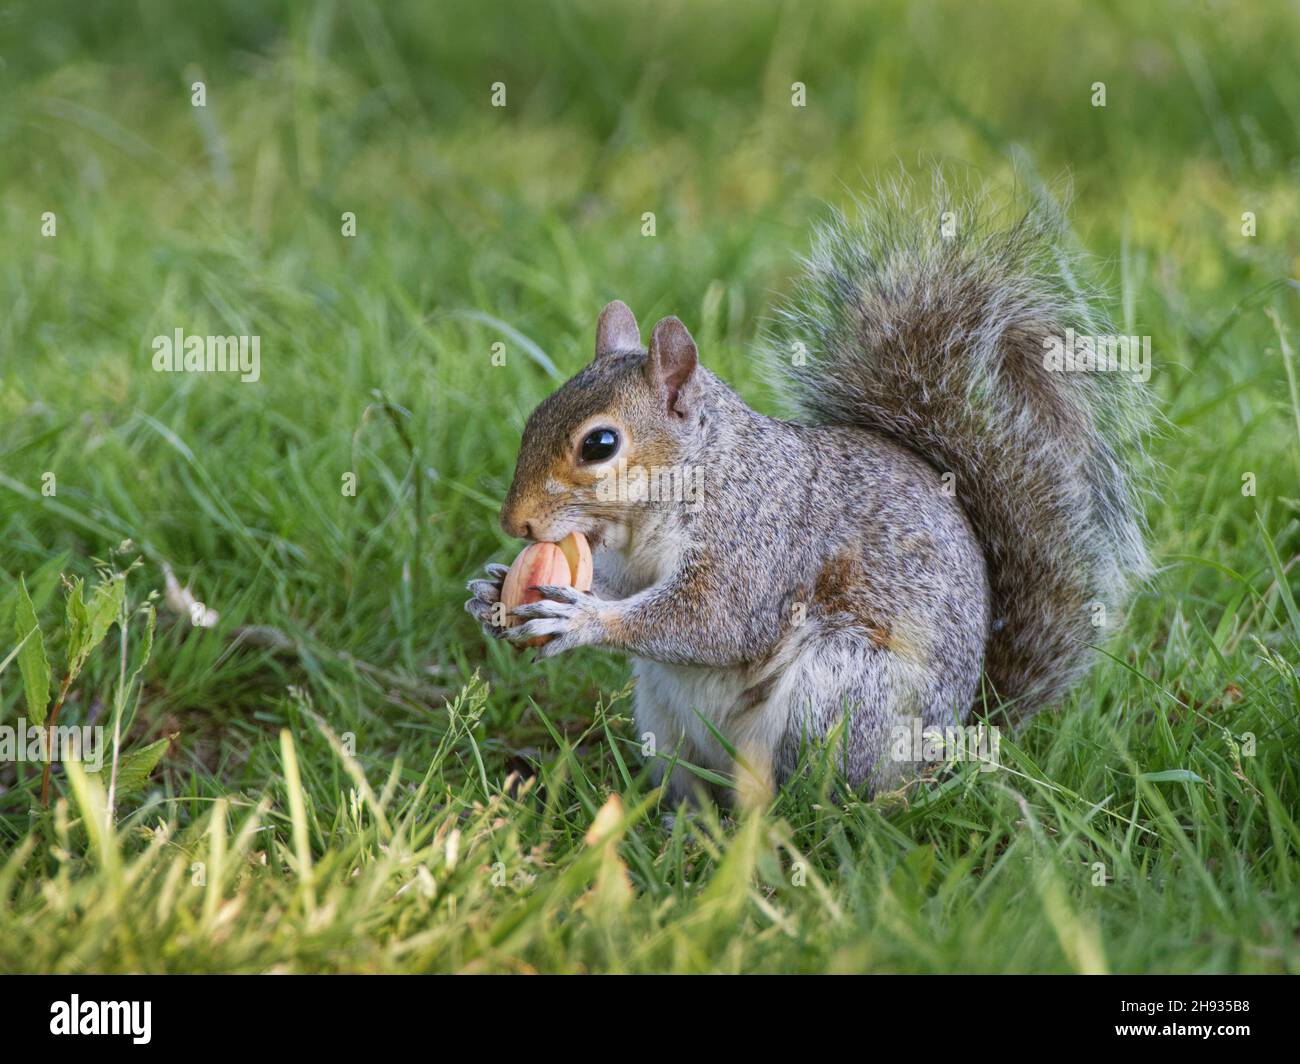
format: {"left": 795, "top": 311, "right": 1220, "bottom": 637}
{"left": 506, "top": 584, "right": 609, "bottom": 657}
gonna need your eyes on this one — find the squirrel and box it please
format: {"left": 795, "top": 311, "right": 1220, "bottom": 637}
{"left": 466, "top": 178, "right": 1153, "bottom": 803}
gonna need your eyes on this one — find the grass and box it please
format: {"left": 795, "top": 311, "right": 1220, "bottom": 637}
{"left": 1, "top": 0, "right": 1298, "bottom": 973}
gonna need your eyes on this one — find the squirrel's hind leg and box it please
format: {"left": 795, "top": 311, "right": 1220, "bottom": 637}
{"left": 764, "top": 627, "right": 975, "bottom": 797}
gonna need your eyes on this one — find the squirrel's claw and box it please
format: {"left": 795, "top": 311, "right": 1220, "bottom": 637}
{"left": 531, "top": 583, "right": 583, "bottom": 605}
{"left": 466, "top": 577, "right": 503, "bottom": 603}
{"left": 505, "top": 617, "right": 555, "bottom": 639}
{"left": 509, "top": 593, "right": 575, "bottom": 620}
{"left": 532, "top": 630, "right": 584, "bottom": 659}
{"left": 508, "top": 584, "right": 586, "bottom": 620}
{"left": 501, "top": 613, "right": 574, "bottom": 647}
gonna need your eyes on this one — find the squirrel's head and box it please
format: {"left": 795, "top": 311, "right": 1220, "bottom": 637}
{"left": 500, "top": 300, "right": 704, "bottom": 548}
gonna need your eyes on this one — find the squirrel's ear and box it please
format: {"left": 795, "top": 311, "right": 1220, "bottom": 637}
{"left": 595, "top": 300, "right": 641, "bottom": 359}
{"left": 646, "top": 316, "right": 699, "bottom": 418}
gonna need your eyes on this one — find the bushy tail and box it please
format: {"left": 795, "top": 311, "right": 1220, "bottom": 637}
{"left": 765, "top": 174, "right": 1153, "bottom": 721}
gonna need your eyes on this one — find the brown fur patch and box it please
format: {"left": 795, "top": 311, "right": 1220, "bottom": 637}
{"left": 812, "top": 552, "right": 894, "bottom": 650}
{"left": 735, "top": 674, "right": 776, "bottom": 715}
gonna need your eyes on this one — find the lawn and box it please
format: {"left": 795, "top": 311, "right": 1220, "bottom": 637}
{"left": 1, "top": 0, "right": 1298, "bottom": 973}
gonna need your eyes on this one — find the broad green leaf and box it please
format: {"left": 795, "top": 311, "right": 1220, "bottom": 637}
{"left": 68, "top": 573, "right": 125, "bottom": 680}
{"left": 99, "top": 735, "right": 173, "bottom": 795}
{"left": 64, "top": 576, "right": 88, "bottom": 669}
{"left": 1138, "top": 769, "right": 1206, "bottom": 784}
{"left": 14, "top": 576, "right": 51, "bottom": 726}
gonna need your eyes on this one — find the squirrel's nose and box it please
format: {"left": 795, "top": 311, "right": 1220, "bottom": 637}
{"left": 499, "top": 506, "right": 533, "bottom": 540}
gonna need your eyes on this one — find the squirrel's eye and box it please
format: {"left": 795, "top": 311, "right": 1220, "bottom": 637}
{"left": 579, "top": 427, "right": 620, "bottom": 463}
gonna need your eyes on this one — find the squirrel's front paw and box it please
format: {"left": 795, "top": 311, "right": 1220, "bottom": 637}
{"left": 506, "top": 585, "right": 609, "bottom": 658}
{"left": 464, "top": 562, "right": 511, "bottom": 639}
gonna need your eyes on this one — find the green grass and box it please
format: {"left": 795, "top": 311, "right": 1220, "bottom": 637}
{"left": 1, "top": 0, "right": 1299, "bottom": 973}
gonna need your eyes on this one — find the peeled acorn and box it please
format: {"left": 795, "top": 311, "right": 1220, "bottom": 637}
{"left": 500, "top": 531, "right": 593, "bottom": 646}
{"left": 555, "top": 530, "right": 593, "bottom": 592}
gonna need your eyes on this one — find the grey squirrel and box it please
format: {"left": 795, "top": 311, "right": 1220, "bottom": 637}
{"left": 466, "top": 178, "right": 1153, "bottom": 802}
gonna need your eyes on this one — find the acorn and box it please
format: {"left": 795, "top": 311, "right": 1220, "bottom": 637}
{"left": 555, "top": 530, "right": 593, "bottom": 592}
{"left": 500, "top": 532, "right": 593, "bottom": 646}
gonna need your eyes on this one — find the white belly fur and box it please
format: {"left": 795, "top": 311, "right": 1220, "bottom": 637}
{"left": 634, "top": 658, "right": 751, "bottom": 768}
{"left": 631, "top": 623, "right": 819, "bottom": 781}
